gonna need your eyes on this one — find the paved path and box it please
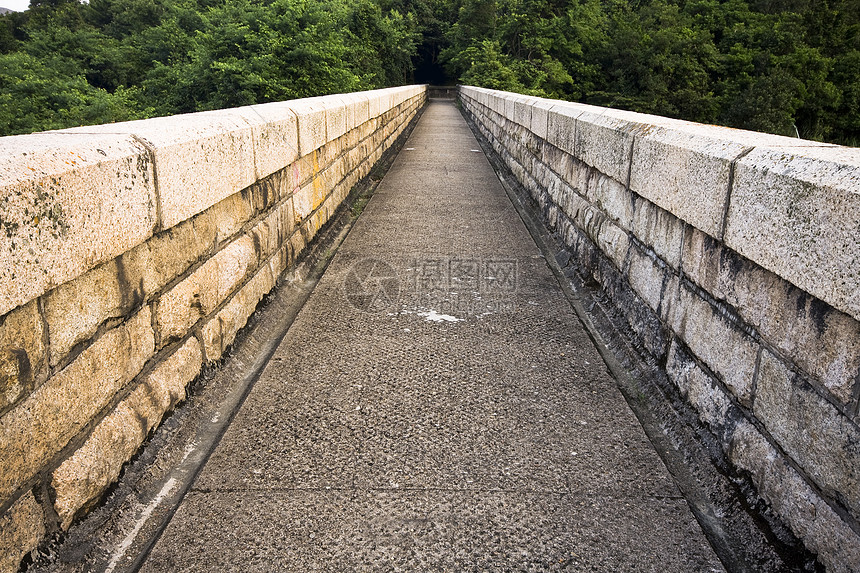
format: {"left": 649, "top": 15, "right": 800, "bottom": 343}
{"left": 138, "top": 101, "right": 724, "bottom": 571}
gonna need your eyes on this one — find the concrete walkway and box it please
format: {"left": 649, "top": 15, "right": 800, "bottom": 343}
{"left": 138, "top": 101, "right": 724, "bottom": 571}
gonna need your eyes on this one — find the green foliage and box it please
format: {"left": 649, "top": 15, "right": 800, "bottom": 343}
{"left": 439, "top": 0, "right": 859, "bottom": 145}
{"left": 0, "top": 0, "right": 858, "bottom": 144}
{"left": 0, "top": 0, "right": 421, "bottom": 135}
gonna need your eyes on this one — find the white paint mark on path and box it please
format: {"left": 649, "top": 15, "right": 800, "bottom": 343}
{"left": 105, "top": 478, "right": 179, "bottom": 573}
{"left": 418, "top": 310, "right": 463, "bottom": 323}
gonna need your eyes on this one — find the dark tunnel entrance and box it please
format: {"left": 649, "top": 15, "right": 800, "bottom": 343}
{"left": 412, "top": 40, "right": 451, "bottom": 86}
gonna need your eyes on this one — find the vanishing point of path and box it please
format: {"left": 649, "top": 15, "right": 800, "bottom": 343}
{"left": 136, "top": 101, "right": 725, "bottom": 571}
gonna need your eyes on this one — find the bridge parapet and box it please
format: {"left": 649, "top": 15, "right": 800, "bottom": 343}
{"left": 0, "top": 85, "right": 426, "bottom": 570}
{"left": 461, "top": 85, "right": 860, "bottom": 571}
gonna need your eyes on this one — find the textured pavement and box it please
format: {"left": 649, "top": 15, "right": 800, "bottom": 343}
{"left": 138, "top": 101, "right": 725, "bottom": 571}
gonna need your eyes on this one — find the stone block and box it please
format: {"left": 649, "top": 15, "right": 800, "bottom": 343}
{"left": 250, "top": 199, "right": 293, "bottom": 264}
{"left": 725, "top": 146, "right": 860, "bottom": 322}
{"left": 210, "top": 189, "right": 256, "bottom": 245}
{"left": 0, "top": 308, "right": 153, "bottom": 502}
{"left": 243, "top": 101, "right": 300, "bottom": 178}
{"left": 754, "top": 350, "right": 860, "bottom": 521}
{"left": 348, "top": 93, "right": 371, "bottom": 130}
{"left": 530, "top": 100, "right": 553, "bottom": 140}
{"left": 488, "top": 92, "right": 505, "bottom": 116}
{"left": 268, "top": 242, "right": 287, "bottom": 281}
{"left": 573, "top": 204, "right": 629, "bottom": 271}
{"left": 52, "top": 336, "right": 201, "bottom": 529}
{"left": 202, "top": 264, "right": 274, "bottom": 362}
{"left": 665, "top": 339, "right": 734, "bottom": 440}
{"left": 629, "top": 126, "right": 751, "bottom": 238}
{"left": 44, "top": 260, "right": 130, "bottom": 367}
{"left": 366, "top": 92, "right": 383, "bottom": 119}
{"left": 586, "top": 170, "right": 633, "bottom": 230}
{"left": 377, "top": 89, "right": 394, "bottom": 116}
{"left": 601, "top": 257, "right": 668, "bottom": 359}
{"left": 324, "top": 96, "right": 349, "bottom": 143}
{"left": 573, "top": 111, "right": 636, "bottom": 186}
{"left": 682, "top": 227, "right": 860, "bottom": 405}
{"left": 0, "top": 301, "right": 46, "bottom": 416}
{"left": 632, "top": 198, "right": 685, "bottom": 269}
{"left": 0, "top": 132, "right": 156, "bottom": 316}
{"left": 546, "top": 105, "right": 581, "bottom": 156}
{"left": 294, "top": 182, "right": 314, "bottom": 223}
{"left": 290, "top": 152, "right": 317, "bottom": 192}
{"left": 288, "top": 229, "right": 307, "bottom": 264}
{"left": 155, "top": 236, "right": 256, "bottom": 346}
{"left": 663, "top": 280, "right": 758, "bottom": 406}
{"left": 627, "top": 247, "right": 666, "bottom": 313}
{"left": 63, "top": 111, "right": 257, "bottom": 231}
{"left": 120, "top": 210, "right": 216, "bottom": 304}
{"left": 287, "top": 98, "right": 328, "bottom": 157}
{"left": 595, "top": 217, "right": 630, "bottom": 272}
{"left": 539, "top": 143, "right": 568, "bottom": 180}
{"left": 558, "top": 180, "right": 589, "bottom": 224}
{"left": 503, "top": 94, "right": 516, "bottom": 119}
{"left": 0, "top": 491, "right": 44, "bottom": 573}
{"left": 730, "top": 420, "right": 860, "bottom": 573}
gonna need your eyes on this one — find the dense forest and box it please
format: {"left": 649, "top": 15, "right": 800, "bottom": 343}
{"left": 1, "top": 0, "right": 858, "bottom": 144}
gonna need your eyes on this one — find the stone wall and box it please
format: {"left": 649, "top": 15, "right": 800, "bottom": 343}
{"left": 0, "top": 85, "right": 426, "bottom": 572}
{"left": 459, "top": 85, "right": 860, "bottom": 571}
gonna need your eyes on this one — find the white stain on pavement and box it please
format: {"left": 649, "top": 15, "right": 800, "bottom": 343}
{"left": 418, "top": 310, "right": 462, "bottom": 323}
{"left": 105, "top": 478, "right": 179, "bottom": 573}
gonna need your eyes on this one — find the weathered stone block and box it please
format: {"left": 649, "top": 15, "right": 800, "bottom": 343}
{"left": 502, "top": 94, "right": 516, "bottom": 119}
{"left": 557, "top": 181, "right": 589, "bottom": 225}
{"left": 288, "top": 98, "right": 328, "bottom": 157}
{"left": 586, "top": 171, "right": 633, "bottom": 230}
{"left": 546, "top": 106, "right": 580, "bottom": 157}
{"left": 202, "top": 264, "right": 274, "bottom": 362}
{"left": 530, "top": 100, "right": 553, "bottom": 140}
{"left": 629, "top": 127, "right": 751, "bottom": 239}
{"left": 120, "top": 210, "right": 217, "bottom": 305}
{"left": 64, "top": 112, "right": 257, "bottom": 231}
{"left": 725, "top": 146, "right": 860, "bottom": 322}
{"left": 294, "top": 182, "right": 314, "bottom": 223}
{"left": 730, "top": 420, "right": 860, "bottom": 573}
{"left": 572, "top": 203, "right": 630, "bottom": 272}
{"left": 488, "top": 92, "right": 505, "bottom": 116}
{"left": 366, "top": 91, "right": 383, "bottom": 120}
{"left": 324, "top": 96, "right": 349, "bottom": 143}
{"left": 51, "top": 336, "right": 201, "bottom": 529}
{"left": 242, "top": 101, "right": 300, "bottom": 178}
{"left": 0, "top": 308, "right": 153, "bottom": 502}
{"left": 290, "top": 152, "right": 318, "bottom": 193}
{"left": 155, "top": 236, "right": 256, "bottom": 346}
{"left": 595, "top": 217, "right": 630, "bottom": 272}
{"left": 44, "top": 260, "right": 130, "bottom": 367}
{"left": 663, "top": 280, "right": 758, "bottom": 406}
{"left": 682, "top": 227, "right": 860, "bottom": 405}
{"left": 347, "top": 93, "right": 371, "bottom": 130}
{"left": 0, "top": 133, "right": 156, "bottom": 316}
{"left": 632, "top": 198, "right": 685, "bottom": 269}
{"left": 665, "top": 339, "right": 734, "bottom": 440}
{"left": 754, "top": 350, "right": 860, "bottom": 521}
{"left": 0, "top": 301, "right": 46, "bottom": 416}
{"left": 210, "top": 189, "right": 256, "bottom": 246}
{"left": 627, "top": 247, "right": 666, "bottom": 313}
{"left": 0, "top": 491, "right": 44, "bottom": 573}
{"left": 288, "top": 230, "right": 307, "bottom": 265}
{"left": 573, "top": 111, "right": 635, "bottom": 186}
